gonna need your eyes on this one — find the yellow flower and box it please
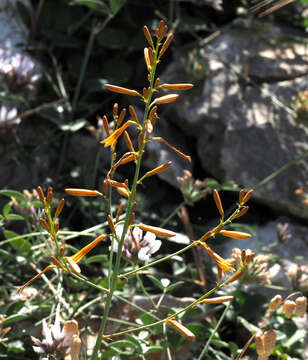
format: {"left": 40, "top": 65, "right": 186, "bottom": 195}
{"left": 100, "top": 121, "right": 135, "bottom": 148}
{"left": 199, "top": 241, "right": 234, "bottom": 282}
{"left": 18, "top": 235, "right": 107, "bottom": 293}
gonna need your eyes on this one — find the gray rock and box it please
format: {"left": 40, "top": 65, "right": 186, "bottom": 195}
{"left": 162, "top": 20, "right": 308, "bottom": 217}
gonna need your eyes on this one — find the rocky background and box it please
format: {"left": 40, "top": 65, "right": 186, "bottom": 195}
{"left": 0, "top": 0, "right": 308, "bottom": 357}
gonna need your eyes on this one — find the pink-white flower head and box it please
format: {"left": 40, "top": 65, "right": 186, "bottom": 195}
{"left": 112, "top": 225, "right": 162, "bottom": 262}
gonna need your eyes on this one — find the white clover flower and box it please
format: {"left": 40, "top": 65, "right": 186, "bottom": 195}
{"left": 31, "top": 313, "right": 80, "bottom": 358}
{"left": 112, "top": 225, "right": 162, "bottom": 262}
{"left": 0, "top": 102, "right": 19, "bottom": 125}
{"left": 0, "top": 49, "right": 41, "bottom": 94}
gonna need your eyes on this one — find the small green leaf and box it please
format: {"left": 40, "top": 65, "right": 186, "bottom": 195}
{"left": 3, "top": 314, "right": 28, "bottom": 326}
{"left": 125, "top": 334, "right": 142, "bottom": 353}
{"left": 237, "top": 316, "right": 259, "bottom": 334}
{"left": 7, "top": 340, "right": 25, "bottom": 354}
{"left": 3, "top": 202, "right": 12, "bottom": 217}
{"left": 107, "top": 340, "right": 135, "bottom": 349}
{"left": 4, "top": 231, "right": 31, "bottom": 255}
{"left": 5, "top": 214, "right": 25, "bottom": 221}
{"left": 144, "top": 345, "right": 163, "bottom": 355}
{"left": 86, "top": 254, "right": 108, "bottom": 264}
{"left": 146, "top": 275, "right": 164, "bottom": 290}
{"left": 284, "top": 328, "right": 306, "bottom": 348}
{"left": 166, "top": 281, "right": 184, "bottom": 293}
{"left": 140, "top": 313, "right": 157, "bottom": 326}
{"left": 101, "top": 349, "right": 118, "bottom": 358}
{"left": 109, "top": 0, "right": 125, "bottom": 14}
{"left": 0, "top": 190, "right": 26, "bottom": 202}
{"left": 5, "top": 301, "right": 25, "bottom": 317}
{"left": 71, "top": 0, "right": 111, "bottom": 14}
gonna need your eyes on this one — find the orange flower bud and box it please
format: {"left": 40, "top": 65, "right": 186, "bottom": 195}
{"left": 155, "top": 137, "right": 191, "bottom": 162}
{"left": 107, "top": 215, "right": 116, "bottom": 234}
{"left": 65, "top": 256, "right": 81, "bottom": 274}
{"left": 113, "top": 103, "right": 118, "bottom": 120}
{"left": 242, "top": 189, "right": 254, "bottom": 203}
{"left": 102, "top": 115, "right": 110, "bottom": 136}
{"left": 152, "top": 94, "right": 179, "bottom": 105}
{"left": 138, "top": 162, "right": 172, "bottom": 183}
{"left": 116, "top": 108, "right": 126, "bottom": 128}
{"left": 201, "top": 296, "right": 234, "bottom": 304}
{"left": 104, "top": 84, "right": 140, "bottom": 97}
{"left": 165, "top": 318, "right": 195, "bottom": 340}
{"left": 65, "top": 188, "right": 103, "bottom": 197}
{"left": 213, "top": 189, "right": 224, "bottom": 217}
{"left": 71, "top": 234, "right": 107, "bottom": 263}
{"left": 124, "top": 131, "right": 135, "bottom": 153}
{"left": 144, "top": 47, "right": 152, "bottom": 71}
{"left": 219, "top": 230, "right": 251, "bottom": 239}
{"left": 116, "top": 202, "right": 126, "bottom": 222}
{"left": 37, "top": 186, "right": 46, "bottom": 204}
{"left": 54, "top": 221, "right": 59, "bottom": 234}
{"left": 234, "top": 206, "right": 249, "bottom": 219}
{"left": 137, "top": 223, "right": 176, "bottom": 237}
{"left": 129, "top": 105, "right": 140, "bottom": 124}
{"left": 161, "top": 83, "right": 194, "bottom": 90}
{"left": 117, "top": 187, "right": 130, "bottom": 198}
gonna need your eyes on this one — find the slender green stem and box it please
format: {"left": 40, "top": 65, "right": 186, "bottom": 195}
{"left": 197, "top": 302, "right": 231, "bottom": 360}
{"left": 119, "top": 241, "right": 197, "bottom": 279}
{"left": 90, "top": 34, "right": 162, "bottom": 360}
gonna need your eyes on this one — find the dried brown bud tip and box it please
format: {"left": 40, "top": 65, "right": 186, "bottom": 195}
{"left": 113, "top": 103, "right": 118, "bottom": 119}
{"left": 161, "top": 83, "right": 194, "bottom": 90}
{"left": 55, "top": 198, "right": 65, "bottom": 218}
{"left": 107, "top": 215, "right": 116, "bottom": 234}
{"left": 137, "top": 223, "right": 176, "bottom": 237}
{"left": 159, "top": 33, "right": 173, "bottom": 57}
{"left": 65, "top": 188, "right": 103, "bottom": 197}
{"left": 282, "top": 299, "right": 296, "bottom": 318}
{"left": 219, "top": 230, "right": 251, "bottom": 240}
{"left": 295, "top": 296, "right": 307, "bottom": 317}
{"left": 263, "top": 329, "right": 276, "bottom": 356}
{"left": 268, "top": 294, "right": 282, "bottom": 313}
{"left": 37, "top": 186, "right": 46, "bottom": 204}
{"left": 213, "top": 189, "right": 224, "bottom": 217}
{"left": 47, "top": 187, "right": 53, "bottom": 205}
{"left": 102, "top": 115, "right": 110, "bottom": 136}
{"left": 104, "top": 84, "right": 140, "bottom": 97}
{"left": 40, "top": 218, "right": 50, "bottom": 232}
{"left": 143, "top": 25, "right": 154, "bottom": 48}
